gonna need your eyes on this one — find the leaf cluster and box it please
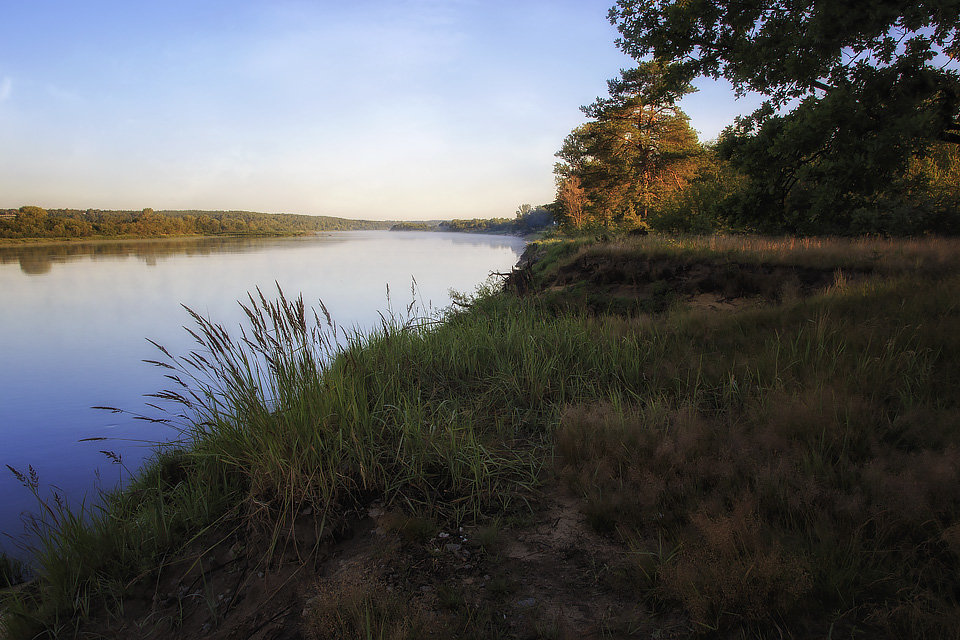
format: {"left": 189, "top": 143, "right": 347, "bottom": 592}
{"left": 611, "top": 0, "right": 960, "bottom": 109}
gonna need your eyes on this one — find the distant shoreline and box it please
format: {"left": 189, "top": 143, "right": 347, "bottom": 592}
{"left": 0, "top": 228, "right": 541, "bottom": 250}
{"left": 0, "top": 231, "right": 319, "bottom": 249}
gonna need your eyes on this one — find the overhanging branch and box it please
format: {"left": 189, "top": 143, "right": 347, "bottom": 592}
{"left": 938, "top": 130, "right": 960, "bottom": 144}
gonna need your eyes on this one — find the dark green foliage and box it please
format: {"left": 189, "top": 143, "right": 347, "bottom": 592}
{"left": 390, "top": 222, "right": 433, "bottom": 231}
{"left": 610, "top": 0, "right": 960, "bottom": 233}
{"left": 439, "top": 205, "right": 553, "bottom": 235}
{"left": 439, "top": 218, "right": 516, "bottom": 233}
{"left": 716, "top": 100, "right": 960, "bottom": 234}
{"left": 611, "top": 1, "right": 960, "bottom": 112}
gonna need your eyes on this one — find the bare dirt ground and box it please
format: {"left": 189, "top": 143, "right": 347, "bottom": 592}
{"left": 511, "top": 249, "right": 871, "bottom": 316}
{"left": 81, "top": 484, "right": 691, "bottom": 639}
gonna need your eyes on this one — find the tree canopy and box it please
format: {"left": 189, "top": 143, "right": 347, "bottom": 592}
{"left": 610, "top": 0, "right": 959, "bottom": 135}
{"left": 609, "top": 0, "right": 960, "bottom": 232}
{"left": 555, "top": 62, "right": 702, "bottom": 228}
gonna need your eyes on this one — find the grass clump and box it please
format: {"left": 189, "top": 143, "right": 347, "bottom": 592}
{"left": 4, "top": 286, "right": 550, "bottom": 636}
{"left": 306, "top": 575, "right": 424, "bottom": 640}
{"left": 0, "top": 551, "right": 25, "bottom": 590}
{"left": 2, "top": 456, "right": 241, "bottom": 638}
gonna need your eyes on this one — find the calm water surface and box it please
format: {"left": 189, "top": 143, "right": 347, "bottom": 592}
{"left": 0, "top": 231, "right": 525, "bottom": 553}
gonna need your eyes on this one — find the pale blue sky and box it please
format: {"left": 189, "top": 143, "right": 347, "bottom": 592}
{"left": 0, "top": 0, "right": 761, "bottom": 220}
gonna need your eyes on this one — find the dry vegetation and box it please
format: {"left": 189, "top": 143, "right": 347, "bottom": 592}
{"left": 3, "top": 235, "right": 960, "bottom": 638}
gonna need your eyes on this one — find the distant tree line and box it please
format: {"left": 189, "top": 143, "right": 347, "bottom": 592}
{"left": 0, "top": 207, "right": 391, "bottom": 240}
{"left": 551, "top": 1, "right": 960, "bottom": 236}
{"left": 0, "top": 236, "right": 295, "bottom": 275}
{"left": 389, "top": 222, "right": 433, "bottom": 231}
{"left": 438, "top": 204, "right": 554, "bottom": 235}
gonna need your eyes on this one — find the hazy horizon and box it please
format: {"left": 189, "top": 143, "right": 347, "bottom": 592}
{"left": 1, "top": 1, "right": 763, "bottom": 220}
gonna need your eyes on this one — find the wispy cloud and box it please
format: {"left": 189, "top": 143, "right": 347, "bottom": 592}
{"left": 0, "top": 77, "right": 11, "bottom": 102}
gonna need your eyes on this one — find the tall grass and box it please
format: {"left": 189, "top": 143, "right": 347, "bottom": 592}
{"left": 0, "top": 550, "right": 24, "bottom": 589}
{"left": 1, "top": 454, "right": 240, "bottom": 638}
{"left": 4, "top": 236, "right": 960, "bottom": 637}
{"left": 3, "top": 285, "right": 551, "bottom": 637}
{"left": 148, "top": 287, "right": 542, "bottom": 526}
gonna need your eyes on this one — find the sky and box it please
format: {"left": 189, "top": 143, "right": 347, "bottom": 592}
{"left": 0, "top": 0, "right": 763, "bottom": 220}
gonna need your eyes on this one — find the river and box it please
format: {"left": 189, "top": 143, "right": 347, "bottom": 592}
{"left": 0, "top": 231, "right": 526, "bottom": 556}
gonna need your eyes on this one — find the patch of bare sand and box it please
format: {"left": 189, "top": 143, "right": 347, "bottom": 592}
{"left": 82, "top": 486, "right": 687, "bottom": 639}
{"left": 495, "top": 487, "right": 647, "bottom": 637}
{"left": 304, "top": 487, "right": 679, "bottom": 639}
{"left": 685, "top": 292, "right": 761, "bottom": 312}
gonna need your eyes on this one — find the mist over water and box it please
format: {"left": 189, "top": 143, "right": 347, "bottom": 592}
{"left": 0, "top": 231, "right": 525, "bottom": 554}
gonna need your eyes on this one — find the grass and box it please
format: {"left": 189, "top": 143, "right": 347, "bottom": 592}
{"left": 305, "top": 574, "right": 425, "bottom": 640}
{"left": 0, "top": 552, "right": 25, "bottom": 590}
{"left": 3, "top": 235, "right": 960, "bottom": 638}
{"left": 1, "top": 456, "right": 241, "bottom": 637}
{"left": 549, "top": 272, "right": 960, "bottom": 635}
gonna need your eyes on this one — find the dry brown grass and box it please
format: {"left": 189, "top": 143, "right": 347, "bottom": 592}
{"left": 553, "top": 267, "right": 960, "bottom": 635}
{"left": 305, "top": 571, "right": 425, "bottom": 640}
{"left": 603, "top": 234, "right": 960, "bottom": 273}
{"left": 533, "top": 234, "right": 960, "bottom": 285}
{"left": 659, "top": 499, "right": 812, "bottom": 629}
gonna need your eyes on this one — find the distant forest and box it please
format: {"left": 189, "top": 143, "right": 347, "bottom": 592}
{"left": 390, "top": 205, "right": 555, "bottom": 235}
{"left": 438, "top": 204, "right": 554, "bottom": 235}
{"left": 0, "top": 207, "right": 391, "bottom": 240}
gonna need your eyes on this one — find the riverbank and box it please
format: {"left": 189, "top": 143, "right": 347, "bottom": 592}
{"left": 3, "top": 234, "right": 960, "bottom": 638}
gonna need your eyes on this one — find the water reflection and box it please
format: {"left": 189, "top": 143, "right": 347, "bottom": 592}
{"left": 0, "top": 231, "right": 525, "bottom": 555}
{"left": 0, "top": 235, "right": 347, "bottom": 275}
{"left": 0, "top": 232, "right": 527, "bottom": 276}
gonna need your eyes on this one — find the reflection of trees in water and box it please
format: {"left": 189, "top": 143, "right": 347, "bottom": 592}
{"left": 440, "top": 233, "right": 526, "bottom": 250}
{"left": 390, "top": 230, "right": 527, "bottom": 251}
{"left": 17, "top": 254, "right": 53, "bottom": 275}
{"left": 0, "top": 232, "right": 523, "bottom": 276}
{"left": 0, "top": 235, "right": 355, "bottom": 275}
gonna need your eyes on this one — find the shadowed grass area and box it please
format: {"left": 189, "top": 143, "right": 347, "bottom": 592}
{"left": 0, "top": 552, "right": 24, "bottom": 590}
{"left": 305, "top": 575, "right": 426, "bottom": 640}
{"left": 546, "top": 268, "right": 960, "bottom": 635}
{"left": 1, "top": 456, "right": 241, "bottom": 637}
{"left": 3, "top": 236, "right": 960, "bottom": 638}
{"left": 528, "top": 233, "right": 960, "bottom": 276}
